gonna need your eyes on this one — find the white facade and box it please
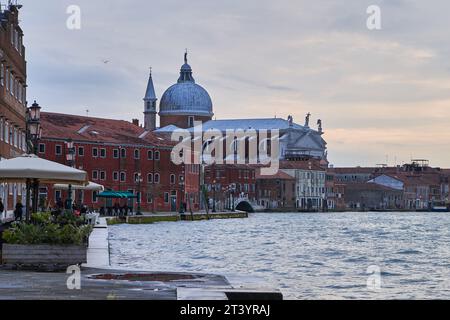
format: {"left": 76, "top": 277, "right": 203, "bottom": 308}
{"left": 282, "top": 168, "right": 326, "bottom": 211}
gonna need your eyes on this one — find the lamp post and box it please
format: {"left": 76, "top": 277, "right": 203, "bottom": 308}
{"left": 135, "top": 173, "right": 143, "bottom": 215}
{"left": 231, "top": 183, "right": 236, "bottom": 212}
{"left": 26, "top": 101, "right": 42, "bottom": 220}
{"left": 212, "top": 179, "right": 217, "bottom": 213}
{"left": 66, "top": 139, "right": 76, "bottom": 210}
{"left": 179, "top": 172, "right": 185, "bottom": 214}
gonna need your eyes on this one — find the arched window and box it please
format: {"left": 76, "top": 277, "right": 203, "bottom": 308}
{"left": 147, "top": 173, "right": 153, "bottom": 183}
{"left": 170, "top": 174, "right": 176, "bottom": 184}
{"left": 154, "top": 173, "right": 160, "bottom": 184}
{"left": 155, "top": 151, "right": 160, "bottom": 161}
{"left": 134, "top": 149, "right": 140, "bottom": 159}
{"left": 148, "top": 150, "right": 153, "bottom": 160}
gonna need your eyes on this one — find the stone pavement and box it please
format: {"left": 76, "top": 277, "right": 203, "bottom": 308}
{"left": 0, "top": 268, "right": 230, "bottom": 300}
{"left": 83, "top": 217, "right": 110, "bottom": 268}
{"left": 0, "top": 217, "right": 282, "bottom": 300}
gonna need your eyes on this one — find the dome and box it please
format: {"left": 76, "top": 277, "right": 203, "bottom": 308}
{"left": 159, "top": 53, "right": 214, "bottom": 117}
{"left": 159, "top": 82, "right": 213, "bottom": 117}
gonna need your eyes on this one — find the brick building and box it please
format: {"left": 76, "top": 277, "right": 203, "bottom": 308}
{"left": 256, "top": 169, "right": 296, "bottom": 209}
{"left": 203, "top": 164, "right": 256, "bottom": 211}
{"left": 39, "top": 112, "right": 200, "bottom": 213}
{"left": 0, "top": 3, "right": 28, "bottom": 214}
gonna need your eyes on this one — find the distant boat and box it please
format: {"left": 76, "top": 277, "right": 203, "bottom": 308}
{"left": 431, "top": 202, "right": 449, "bottom": 212}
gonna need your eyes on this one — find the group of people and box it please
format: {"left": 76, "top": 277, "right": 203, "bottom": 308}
{"left": 0, "top": 198, "right": 24, "bottom": 222}
{"left": 99, "top": 203, "right": 133, "bottom": 217}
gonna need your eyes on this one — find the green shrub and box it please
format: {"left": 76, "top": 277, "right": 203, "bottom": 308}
{"left": 31, "top": 212, "right": 53, "bottom": 225}
{"left": 56, "top": 210, "right": 85, "bottom": 226}
{"left": 2, "top": 222, "right": 93, "bottom": 246}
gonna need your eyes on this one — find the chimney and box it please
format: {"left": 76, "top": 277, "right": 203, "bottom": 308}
{"left": 132, "top": 119, "right": 139, "bottom": 127}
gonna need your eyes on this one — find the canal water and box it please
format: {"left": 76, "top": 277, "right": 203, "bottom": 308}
{"left": 108, "top": 212, "right": 450, "bottom": 299}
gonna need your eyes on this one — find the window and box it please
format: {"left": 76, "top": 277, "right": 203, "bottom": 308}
{"left": 121, "top": 148, "right": 126, "bottom": 158}
{"left": 154, "top": 173, "right": 160, "bottom": 184}
{"left": 113, "top": 172, "right": 119, "bottom": 181}
{"left": 4, "top": 122, "right": 8, "bottom": 143}
{"left": 134, "top": 149, "right": 140, "bottom": 159}
{"left": 155, "top": 151, "right": 160, "bottom": 161}
{"left": 147, "top": 173, "right": 153, "bottom": 183}
{"left": 120, "top": 172, "right": 126, "bottom": 182}
{"left": 147, "top": 150, "right": 153, "bottom": 160}
{"left": 134, "top": 173, "right": 140, "bottom": 182}
{"left": 92, "top": 191, "right": 98, "bottom": 203}
{"left": 100, "top": 171, "right": 106, "bottom": 181}
{"left": 100, "top": 148, "right": 106, "bottom": 158}
{"left": 170, "top": 174, "right": 176, "bottom": 184}
{"left": 188, "top": 116, "right": 194, "bottom": 128}
{"left": 113, "top": 149, "right": 119, "bottom": 159}
{"left": 78, "top": 146, "right": 84, "bottom": 156}
{"left": 39, "top": 143, "right": 45, "bottom": 154}
{"left": 55, "top": 145, "right": 62, "bottom": 155}
{"left": 92, "top": 170, "right": 99, "bottom": 180}
{"left": 164, "top": 192, "right": 169, "bottom": 203}
{"left": 55, "top": 190, "right": 62, "bottom": 202}
{"left": 0, "top": 64, "right": 3, "bottom": 86}
{"left": 9, "top": 72, "right": 13, "bottom": 95}
{"left": 147, "top": 193, "right": 153, "bottom": 203}
{"left": 92, "top": 147, "right": 98, "bottom": 158}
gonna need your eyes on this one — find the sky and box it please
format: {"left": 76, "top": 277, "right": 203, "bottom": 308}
{"left": 15, "top": 0, "right": 450, "bottom": 167}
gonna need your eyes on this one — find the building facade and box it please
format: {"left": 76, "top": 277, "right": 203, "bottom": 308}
{"left": 256, "top": 169, "right": 296, "bottom": 209}
{"left": 39, "top": 113, "right": 200, "bottom": 213}
{"left": 0, "top": 3, "right": 27, "bottom": 215}
{"left": 280, "top": 160, "right": 327, "bottom": 211}
{"left": 203, "top": 164, "right": 256, "bottom": 211}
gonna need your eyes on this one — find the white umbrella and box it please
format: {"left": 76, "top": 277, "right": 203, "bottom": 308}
{"left": 53, "top": 181, "right": 104, "bottom": 191}
{"left": 0, "top": 154, "right": 87, "bottom": 185}
{"left": 0, "top": 154, "right": 88, "bottom": 220}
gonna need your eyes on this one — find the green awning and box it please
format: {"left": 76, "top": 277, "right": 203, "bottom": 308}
{"left": 97, "top": 191, "right": 137, "bottom": 199}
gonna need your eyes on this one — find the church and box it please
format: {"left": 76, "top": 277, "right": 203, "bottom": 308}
{"left": 143, "top": 52, "right": 328, "bottom": 163}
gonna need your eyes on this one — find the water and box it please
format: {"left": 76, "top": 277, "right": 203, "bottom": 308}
{"left": 108, "top": 212, "right": 450, "bottom": 299}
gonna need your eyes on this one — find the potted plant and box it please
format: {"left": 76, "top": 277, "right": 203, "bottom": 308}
{"left": 1, "top": 212, "right": 93, "bottom": 269}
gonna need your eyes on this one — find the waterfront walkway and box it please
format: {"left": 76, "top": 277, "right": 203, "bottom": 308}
{"left": 0, "top": 215, "right": 282, "bottom": 300}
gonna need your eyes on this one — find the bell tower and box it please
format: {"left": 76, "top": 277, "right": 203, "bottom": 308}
{"left": 143, "top": 68, "right": 157, "bottom": 131}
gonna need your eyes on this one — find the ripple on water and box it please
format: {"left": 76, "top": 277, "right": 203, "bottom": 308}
{"left": 108, "top": 212, "right": 450, "bottom": 299}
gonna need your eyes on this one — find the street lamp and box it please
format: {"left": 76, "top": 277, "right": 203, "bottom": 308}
{"left": 27, "top": 101, "right": 42, "bottom": 155}
{"left": 135, "top": 173, "right": 143, "bottom": 215}
{"left": 212, "top": 179, "right": 217, "bottom": 213}
{"left": 179, "top": 172, "right": 185, "bottom": 214}
{"left": 230, "top": 183, "right": 236, "bottom": 212}
{"left": 25, "top": 101, "right": 42, "bottom": 220}
{"left": 66, "top": 139, "right": 76, "bottom": 210}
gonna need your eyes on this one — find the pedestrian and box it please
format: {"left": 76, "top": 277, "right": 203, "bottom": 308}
{"left": 15, "top": 201, "right": 24, "bottom": 222}
{"left": 0, "top": 198, "right": 4, "bottom": 220}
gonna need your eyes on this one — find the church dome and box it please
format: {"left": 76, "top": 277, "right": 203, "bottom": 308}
{"left": 159, "top": 53, "right": 213, "bottom": 117}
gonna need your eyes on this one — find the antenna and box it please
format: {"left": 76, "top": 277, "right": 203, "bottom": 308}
{"left": 86, "top": 109, "right": 89, "bottom": 117}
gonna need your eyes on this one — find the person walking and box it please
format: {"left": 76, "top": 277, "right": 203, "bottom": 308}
{"left": 14, "top": 201, "right": 24, "bottom": 222}
{"left": 0, "top": 198, "right": 4, "bottom": 221}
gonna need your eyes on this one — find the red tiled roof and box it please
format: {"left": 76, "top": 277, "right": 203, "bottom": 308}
{"left": 279, "top": 160, "right": 325, "bottom": 171}
{"left": 380, "top": 173, "right": 441, "bottom": 186}
{"left": 331, "top": 167, "right": 382, "bottom": 174}
{"left": 41, "top": 112, "right": 175, "bottom": 147}
{"left": 256, "top": 169, "right": 295, "bottom": 180}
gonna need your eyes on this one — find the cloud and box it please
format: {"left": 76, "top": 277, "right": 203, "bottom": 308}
{"left": 18, "top": 0, "right": 450, "bottom": 167}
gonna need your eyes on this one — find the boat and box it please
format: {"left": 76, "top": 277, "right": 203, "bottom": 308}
{"left": 431, "top": 206, "right": 449, "bottom": 212}
{"left": 431, "top": 201, "right": 449, "bottom": 212}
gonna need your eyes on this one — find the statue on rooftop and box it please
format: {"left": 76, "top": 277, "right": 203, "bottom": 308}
{"left": 305, "top": 113, "right": 311, "bottom": 127}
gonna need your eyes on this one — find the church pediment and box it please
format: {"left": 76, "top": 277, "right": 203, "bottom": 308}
{"left": 287, "top": 130, "right": 325, "bottom": 151}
